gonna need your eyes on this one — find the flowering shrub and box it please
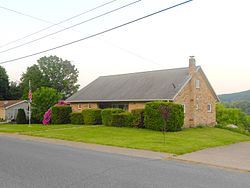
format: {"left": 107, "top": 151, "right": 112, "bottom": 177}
{"left": 42, "top": 100, "right": 70, "bottom": 125}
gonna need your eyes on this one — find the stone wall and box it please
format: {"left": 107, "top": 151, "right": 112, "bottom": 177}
{"left": 174, "top": 68, "right": 217, "bottom": 127}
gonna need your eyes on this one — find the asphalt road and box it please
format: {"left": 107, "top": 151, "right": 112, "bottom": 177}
{"left": 0, "top": 136, "right": 250, "bottom": 188}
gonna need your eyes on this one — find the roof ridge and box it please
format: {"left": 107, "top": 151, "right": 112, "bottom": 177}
{"left": 99, "top": 67, "right": 189, "bottom": 78}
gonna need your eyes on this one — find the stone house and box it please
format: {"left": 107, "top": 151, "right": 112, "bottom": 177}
{"left": 0, "top": 100, "right": 28, "bottom": 122}
{"left": 66, "top": 57, "right": 219, "bottom": 127}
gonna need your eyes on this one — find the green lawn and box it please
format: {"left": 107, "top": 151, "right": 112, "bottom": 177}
{"left": 1, "top": 124, "right": 249, "bottom": 155}
{"left": 0, "top": 124, "right": 81, "bottom": 133}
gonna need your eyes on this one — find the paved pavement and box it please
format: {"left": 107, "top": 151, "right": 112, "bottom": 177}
{"left": 1, "top": 136, "right": 250, "bottom": 188}
{"left": 175, "top": 141, "right": 250, "bottom": 172}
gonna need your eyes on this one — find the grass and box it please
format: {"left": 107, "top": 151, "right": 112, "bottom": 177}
{"left": 0, "top": 124, "right": 81, "bottom": 133}
{"left": 1, "top": 124, "right": 249, "bottom": 155}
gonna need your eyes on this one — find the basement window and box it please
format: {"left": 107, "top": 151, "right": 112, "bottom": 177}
{"left": 195, "top": 79, "right": 200, "bottom": 89}
{"left": 207, "top": 104, "right": 212, "bottom": 112}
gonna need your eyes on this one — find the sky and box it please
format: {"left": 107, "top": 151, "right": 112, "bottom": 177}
{"left": 0, "top": 0, "right": 250, "bottom": 95}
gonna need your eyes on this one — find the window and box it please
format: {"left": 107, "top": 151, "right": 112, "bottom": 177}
{"left": 195, "top": 79, "right": 200, "bottom": 89}
{"left": 207, "top": 104, "right": 212, "bottom": 112}
{"left": 77, "top": 104, "right": 82, "bottom": 110}
{"left": 182, "top": 104, "right": 186, "bottom": 114}
{"left": 196, "top": 104, "right": 199, "bottom": 111}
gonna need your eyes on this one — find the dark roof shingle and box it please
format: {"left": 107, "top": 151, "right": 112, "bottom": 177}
{"left": 67, "top": 67, "right": 190, "bottom": 102}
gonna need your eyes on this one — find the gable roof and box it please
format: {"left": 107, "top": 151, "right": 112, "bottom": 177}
{"left": 0, "top": 100, "right": 27, "bottom": 109}
{"left": 66, "top": 67, "right": 191, "bottom": 102}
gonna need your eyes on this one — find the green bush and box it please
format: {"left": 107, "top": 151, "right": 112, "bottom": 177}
{"left": 101, "top": 108, "right": 124, "bottom": 126}
{"left": 51, "top": 106, "right": 72, "bottom": 124}
{"left": 131, "top": 109, "right": 144, "bottom": 128}
{"left": 144, "top": 101, "right": 184, "bottom": 131}
{"left": 216, "top": 103, "right": 250, "bottom": 129}
{"left": 82, "top": 109, "right": 102, "bottom": 125}
{"left": 70, "top": 112, "right": 84, "bottom": 125}
{"left": 111, "top": 112, "right": 133, "bottom": 127}
{"left": 16, "top": 109, "right": 27, "bottom": 124}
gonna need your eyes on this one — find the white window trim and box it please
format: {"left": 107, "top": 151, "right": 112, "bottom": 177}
{"left": 195, "top": 79, "right": 200, "bottom": 89}
{"left": 207, "top": 104, "right": 212, "bottom": 112}
{"left": 182, "top": 104, "right": 186, "bottom": 114}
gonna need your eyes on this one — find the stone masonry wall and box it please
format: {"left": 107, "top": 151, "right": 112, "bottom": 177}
{"left": 175, "top": 69, "right": 217, "bottom": 127}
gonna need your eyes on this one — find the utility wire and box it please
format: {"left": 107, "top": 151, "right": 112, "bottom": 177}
{"left": 0, "top": 0, "right": 141, "bottom": 53}
{"left": 0, "top": 0, "right": 119, "bottom": 48}
{"left": 0, "top": 0, "right": 192, "bottom": 65}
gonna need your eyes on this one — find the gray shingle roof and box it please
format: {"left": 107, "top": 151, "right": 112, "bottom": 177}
{"left": 66, "top": 67, "right": 191, "bottom": 102}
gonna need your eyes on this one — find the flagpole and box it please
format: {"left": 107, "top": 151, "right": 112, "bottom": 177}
{"left": 28, "top": 80, "right": 31, "bottom": 127}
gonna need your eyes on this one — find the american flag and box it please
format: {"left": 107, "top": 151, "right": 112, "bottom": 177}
{"left": 28, "top": 80, "right": 32, "bottom": 103}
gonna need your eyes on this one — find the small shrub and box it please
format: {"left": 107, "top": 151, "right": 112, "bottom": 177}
{"left": 144, "top": 101, "right": 184, "bottom": 131}
{"left": 16, "top": 109, "right": 27, "bottom": 124}
{"left": 52, "top": 106, "right": 72, "bottom": 124}
{"left": 70, "top": 112, "right": 84, "bottom": 125}
{"left": 101, "top": 108, "right": 124, "bottom": 126}
{"left": 82, "top": 109, "right": 102, "bottom": 125}
{"left": 111, "top": 112, "right": 133, "bottom": 127}
{"left": 131, "top": 109, "right": 144, "bottom": 128}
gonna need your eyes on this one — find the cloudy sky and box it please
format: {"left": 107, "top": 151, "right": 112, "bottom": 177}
{"left": 0, "top": 0, "right": 249, "bottom": 94}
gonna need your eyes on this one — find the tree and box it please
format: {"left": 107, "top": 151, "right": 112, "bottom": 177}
{"left": 31, "top": 87, "right": 62, "bottom": 122}
{"left": 0, "top": 65, "right": 9, "bottom": 99}
{"left": 20, "top": 64, "right": 46, "bottom": 99}
{"left": 20, "top": 56, "right": 79, "bottom": 99}
{"left": 8, "top": 81, "right": 22, "bottom": 99}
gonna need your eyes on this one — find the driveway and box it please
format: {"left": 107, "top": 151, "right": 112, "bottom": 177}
{"left": 175, "top": 141, "right": 250, "bottom": 172}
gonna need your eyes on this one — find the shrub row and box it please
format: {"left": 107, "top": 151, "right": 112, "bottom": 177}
{"left": 50, "top": 101, "right": 184, "bottom": 132}
{"left": 216, "top": 103, "right": 250, "bottom": 129}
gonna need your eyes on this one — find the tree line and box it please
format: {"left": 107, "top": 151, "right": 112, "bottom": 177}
{"left": 0, "top": 55, "right": 79, "bottom": 100}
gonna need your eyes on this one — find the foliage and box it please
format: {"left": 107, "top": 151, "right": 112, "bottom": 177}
{"left": 111, "top": 112, "right": 133, "bottom": 127}
{"left": 20, "top": 64, "right": 44, "bottom": 99}
{"left": 82, "top": 109, "right": 102, "bottom": 125}
{"left": 0, "top": 65, "right": 9, "bottom": 99}
{"left": 8, "top": 81, "right": 22, "bottom": 99}
{"left": 131, "top": 109, "right": 144, "bottom": 128}
{"left": 216, "top": 103, "right": 250, "bottom": 129}
{"left": 144, "top": 101, "right": 184, "bottom": 131}
{"left": 219, "top": 90, "right": 250, "bottom": 102}
{"left": 20, "top": 55, "right": 79, "bottom": 99}
{"left": 101, "top": 108, "right": 124, "bottom": 126}
{"left": 223, "top": 100, "right": 250, "bottom": 116}
{"left": 16, "top": 109, "right": 27, "bottom": 124}
{"left": 31, "top": 87, "right": 62, "bottom": 122}
{"left": 51, "top": 106, "right": 72, "bottom": 124}
{"left": 42, "top": 109, "right": 52, "bottom": 125}
{"left": 70, "top": 112, "right": 84, "bottom": 125}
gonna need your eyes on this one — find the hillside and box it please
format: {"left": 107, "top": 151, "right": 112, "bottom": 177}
{"left": 219, "top": 90, "right": 250, "bottom": 102}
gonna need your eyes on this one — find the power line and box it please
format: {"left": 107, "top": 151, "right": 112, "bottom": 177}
{"left": 0, "top": 0, "right": 119, "bottom": 48}
{"left": 0, "top": 0, "right": 141, "bottom": 53}
{"left": 0, "top": 0, "right": 193, "bottom": 65}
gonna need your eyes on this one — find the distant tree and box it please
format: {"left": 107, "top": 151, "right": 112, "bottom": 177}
{"left": 8, "top": 81, "right": 22, "bottom": 100}
{"left": 31, "top": 87, "right": 62, "bottom": 123}
{"left": 20, "top": 55, "right": 79, "bottom": 99}
{"left": 0, "top": 65, "right": 9, "bottom": 99}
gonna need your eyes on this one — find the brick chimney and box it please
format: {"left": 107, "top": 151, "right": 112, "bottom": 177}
{"left": 189, "top": 56, "right": 196, "bottom": 75}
